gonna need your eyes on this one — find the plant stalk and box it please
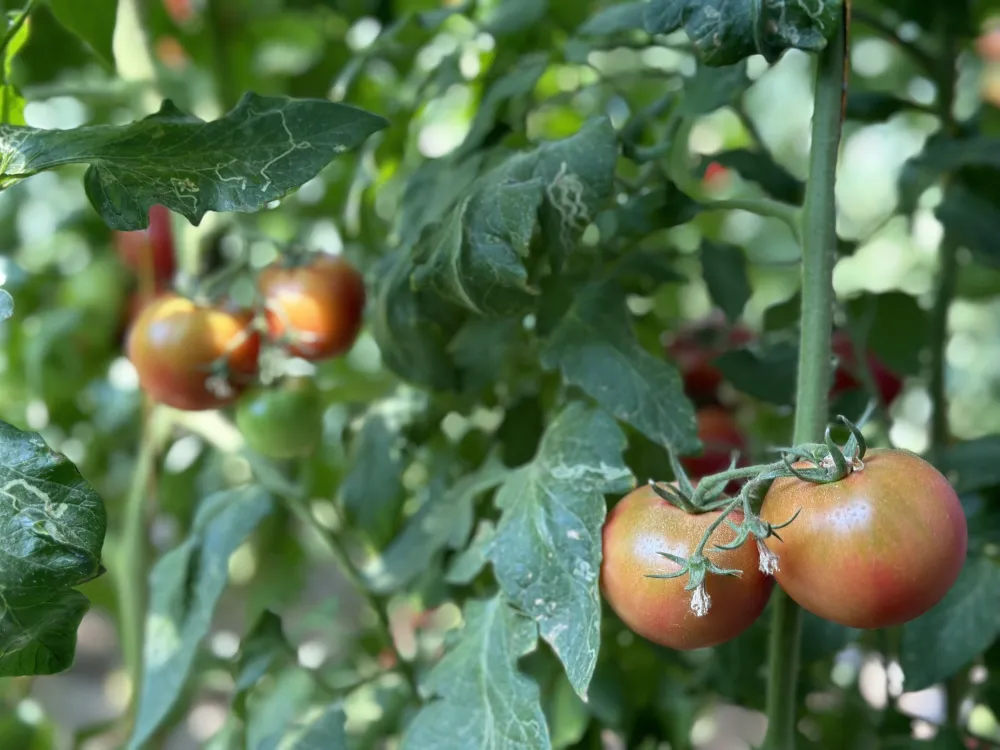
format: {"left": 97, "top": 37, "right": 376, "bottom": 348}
{"left": 762, "top": 9, "right": 847, "bottom": 749}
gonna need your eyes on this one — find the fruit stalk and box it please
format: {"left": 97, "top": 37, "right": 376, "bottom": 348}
{"left": 762, "top": 8, "right": 847, "bottom": 749}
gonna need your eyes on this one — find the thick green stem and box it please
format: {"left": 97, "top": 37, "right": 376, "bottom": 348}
{"left": 762, "top": 11, "right": 846, "bottom": 750}
{"left": 928, "top": 238, "right": 958, "bottom": 457}
{"left": 114, "top": 407, "right": 170, "bottom": 714}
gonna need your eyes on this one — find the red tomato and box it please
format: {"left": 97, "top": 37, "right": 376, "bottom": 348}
{"left": 258, "top": 254, "right": 366, "bottom": 362}
{"left": 114, "top": 205, "right": 176, "bottom": 285}
{"left": 703, "top": 161, "right": 731, "bottom": 192}
{"left": 830, "top": 331, "right": 903, "bottom": 406}
{"left": 665, "top": 314, "right": 753, "bottom": 406}
{"left": 163, "top": 0, "right": 195, "bottom": 24}
{"left": 681, "top": 407, "right": 747, "bottom": 482}
{"left": 601, "top": 483, "right": 773, "bottom": 650}
{"left": 127, "top": 294, "right": 261, "bottom": 410}
{"left": 760, "top": 449, "right": 967, "bottom": 629}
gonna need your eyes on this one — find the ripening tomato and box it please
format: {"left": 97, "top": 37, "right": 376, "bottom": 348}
{"left": 702, "top": 161, "right": 731, "bottom": 192}
{"left": 681, "top": 407, "right": 747, "bottom": 481}
{"left": 127, "top": 294, "right": 261, "bottom": 410}
{"left": 114, "top": 205, "right": 176, "bottom": 285}
{"left": 236, "top": 377, "right": 324, "bottom": 459}
{"left": 163, "top": 0, "right": 195, "bottom": 24}
{"left": 258, "top": 254, "right": 366, "bottom": 361}
{"left": 665, "top": 314, "right": 753, "bottom": 406}
{"left": 601, "top": 483, "right": 773, "bottom": 650}
{"left": 976, "top": 27, "right": 1000, "bottom": 62}
{"left": 830, "top": 331, "right": 904, "bottom": 407}
{"left": 760, "top": 449, "right": 967, "bottom": 629}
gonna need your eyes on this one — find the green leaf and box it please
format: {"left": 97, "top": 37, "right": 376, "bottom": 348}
{"left": 844, "top": 292, "right": 928, "bottom": 375}
{"left": 445, "top": 520, "right": 496, "bottom": 585}
{"left": 258, "top": 705, "right": 347, "bottom": 750}
{"left": 364, "top": 453, "right": 510, "bottom": 594}
{"left": 845, "top": 91, "right": 919, "bottom": 123}
{"left": 482, "top": 0, "right": 550, "bottom": 36}
{"left": 763, "top": 293, "right": 801, "bottom": 332}
{"left": 898, "top": 135, "right": 1000, "bottom": 213}
{"left": 247, "top": 668, "right": 317, "bottom": 750}
{"left": 644, "top": 0, "right": 843, "bottom": 66}
{"left": 370, "top": 249, "right": 464, "bottom": 392}
{"left": 235, "top": 610, "right": 292, "bottom": 693}
{"left": 0, "top": 93, "right": 387, "bottom": 231}
{"left": 706, "top": 149, "right": 804, "bottom": 205}
{"left": 457, "top": 53, "right": 548, "bottom": 157}
{"left": 128, "top": 487, "right": 274, "bottom": 750}
{"left": 0, "top": 421, "right": 106, "bottom": 677}
{"left": 937, "top": 437, "right": 1000, "bottom": 494}
{"left": 449, "top": 317, "right": 523, "bottom": 393}
{"left": 411, "top": 172, "right": 545, "bottom": 317}
{"left": 541, "top": 281, "right": 700, "bottom": 453}
{"left": 401, "top": 595, "right": 551, "bottom": 750}
{"left": 395, "top": 154, "right": 486, "bottom": 250}
{"left": 0, "top": 5, "right": 30, "bottom": 126}
{"left": 714, "top": 342, "right": 800, "bottom": 405}
{"left": 701, "top": 241, "right": 751, "bottom": 323}
{"left": 679, "top": 62, "right": 750, "bottom": 114}
{"left": 611, "top": 180, "right": 700, "bottom": 237}
{"left": 487, "top": 402, "right": 633, "bottom": 699}
{"left": 935, "top": 185, "right": 1000, "bottom": 268}
{"left": 578, "top": 2, "right": 647, "bottom": 36}
{"left": 340, "top": 413, "right": 407, "bottom": 548}
{"left": 900, "top": 556, "right": 1000, "bottom": 692}
{"left": 47, "top": 0, "right": 117, "bottom": 67}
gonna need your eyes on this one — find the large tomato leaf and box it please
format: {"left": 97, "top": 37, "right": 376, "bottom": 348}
{"left": 541, "top": 281, "right": 700, "bottom": 453}
{"left": 0, "top": 420, "right": 106, "bottom": 677}
{"left": 487, "top": 402, "right": 633, "bottom": 699}
{"left": 0, "top": 93, "right": 387, "bottom": 231}
{"left": 701, "top": 241, "right": 751, "bottom": 323}
{"left": 401, "top": 595, "right": 551, "bottom": 750}
{"left": 900, "top": 556, "right": 1000, "bottom": 691}
{"left": 363, "top": 452, "right": 510, "bottom": 594}
{"left": 47, "top": 0, "right": 117, "bottom": 68}
{"left": 128, "top": 487, "right": 275, "bottom": 750}
{"left": 643, "top": 0, "right": 843, "bottom": 65}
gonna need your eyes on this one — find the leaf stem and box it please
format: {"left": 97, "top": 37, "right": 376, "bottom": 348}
{"left": 762, "top": 9, "right": 847, "bottom": 750}
{"left": 114, "top": 406, "right": 170, "bottom": 720}
{"left": 206, "top": 0, "right": 241, "bottom": 113}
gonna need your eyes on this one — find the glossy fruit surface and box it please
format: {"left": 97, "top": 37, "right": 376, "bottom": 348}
{"left": 830, "top": 330, "right": 904, "bottom": 406}
{"left": 760, "top": 448, "right": 967, "bottom": 629}
{"left": 236, "top": 377, "right": 324, "bottom": 459}
{"left": 681, "top": 407, "right": 747, "bottom": 481}
{"left": 665, "top": 314, "right": 753, "bottom": 405}
{"left": 114, "top": 205, "right": 176, "bottom": 285}
{"left": 127, "top": 294, "right": 261, "bottom": 410}
{"left": 259, "top": 254, "right": 366, "bottom": 361}
{"left": 600, "top": 484, "right": 773, "bottom": 650}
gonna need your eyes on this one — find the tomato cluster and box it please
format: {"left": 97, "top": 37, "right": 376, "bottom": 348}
{"left": 119, "top": 222, "right": 365, "bottom": 456}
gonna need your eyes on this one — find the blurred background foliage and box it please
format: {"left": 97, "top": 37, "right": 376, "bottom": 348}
{"left": 1, "top": 0, "right": 999, "bottom": 748}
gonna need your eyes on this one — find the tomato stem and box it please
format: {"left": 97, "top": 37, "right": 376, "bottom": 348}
{"left": 762, "top": 7, "right": 847, "bottom": 749}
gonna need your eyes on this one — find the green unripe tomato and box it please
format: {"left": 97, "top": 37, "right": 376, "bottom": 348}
{"left": 235, "top": 377, "right": 323, "bottom": 459}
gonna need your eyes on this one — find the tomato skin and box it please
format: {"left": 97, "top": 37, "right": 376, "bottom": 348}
{"left": 830, "top": 331, "right": 903, "bottom": 407}
{"left": 114, "top": 205, "right": 176, "bottom": 285}
{"left": 236, "top": 378, "right": 324, "bottom": 459}
{"left": 127, "top": 294, "right": 261, "bottom": 410}
{"left": 681, "top": 407, "right": 747, "bottom": 481}
{"left": 258, "top": 255, "right": 366, "bottom": 361}
{"left": 977, "top": 29, "right": 1000, "bottom": 62}
{"left": 666, "top": 315, "right": 753, "bottom": 406}
{"left": 760, "top": 449, "right": 968, "bottom": 629}
{"left": 600, "top": 484, "right": 773, "bottom": 650}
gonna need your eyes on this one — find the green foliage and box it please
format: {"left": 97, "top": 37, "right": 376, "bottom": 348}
{"left": 1, "top": 0, "right": 999, "bottom": 748}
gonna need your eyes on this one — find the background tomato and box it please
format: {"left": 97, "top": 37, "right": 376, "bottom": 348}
{"left": 680, "top": 406, "right": 747, "bottom": 481}
{"left": 976, "top": 27, "right": 1000, "bottom": 61}
{"left": 127, "top": 294, "right": 261, "bottom": 410}
{"left": 830, "top": 330, "right": 904, "bottom": 407}
{"left": 601, "top": 483, "right": 773, "bottom": 650}
{"left": 760, "top": 449, "right": 968, "bottom": 629}
{"left": 259, "top": 254, "right": 366, "bottom": 362}
{"left": 236, "top": 377, "right": 324, "bottom": 459}
{"left": 665, "top": 313, "right": 754, "bottom": 406}
{"left": 114, "top": 204, "right": 176, "bottom": 285}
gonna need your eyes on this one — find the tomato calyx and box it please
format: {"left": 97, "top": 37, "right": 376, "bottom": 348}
{"left": 778, "top": 413, "right": 869, "bottom": 486}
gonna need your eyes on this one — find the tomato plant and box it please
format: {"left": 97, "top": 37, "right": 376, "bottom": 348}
{"left": 259, "top": 254, "right": 366, "bottom": 362}
{"left": 126, "top": 294, "right": 261, "bottom": 411}
{"left": 761, "top": 449, "right": 968, "bottom": 629}
{"left": 236, "top": 377, "right": 324, "bottom": 459}
{"left": 3, "top": 1, "right": 999, "bottom": 749}
{"left": 601, "top": 483, "right": 773, "bottom": 650}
